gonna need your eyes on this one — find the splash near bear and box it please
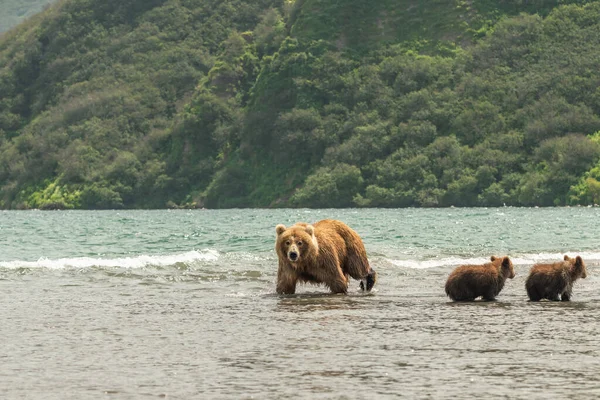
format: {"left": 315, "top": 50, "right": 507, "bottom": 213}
{"left": 445, "top": 256, "right": 515, "bottom": 301}
{"left": 525, "top": 255, "right": 587, "bottom": 301}
{"left": 275, "top": 219, "right": 377, "bottom": 294}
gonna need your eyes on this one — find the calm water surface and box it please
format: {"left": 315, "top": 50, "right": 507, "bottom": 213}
{"left": 1, "top": 208, "right": 600, "bottom": 399}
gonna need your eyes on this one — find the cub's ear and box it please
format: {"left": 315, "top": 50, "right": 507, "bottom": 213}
{"left": 305, "top": 225, "right": 315, "bottom": 236}
{"left": 501, "top": 256, "right": 511, "bottom": 268}
{"left": 490, "top": 256, "right": 496, "bottom": 261}
{"left": 276, "top": 224, "right": 286, "bottom": 236}
{"left": 564, "top": 255, "right": 570, "bottom": 261}
{"left": 575, "top": 256, "right": 583, "bottom": 267}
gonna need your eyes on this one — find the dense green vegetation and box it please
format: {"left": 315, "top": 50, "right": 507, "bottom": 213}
{"left": 0, "top": 0, "right": 56, "bottom": 33}
{"left": 2, "top": 0, "right": 600, "bottom": 209}
{"left": 0, "top": 0, "right": 283, "bottom": 208}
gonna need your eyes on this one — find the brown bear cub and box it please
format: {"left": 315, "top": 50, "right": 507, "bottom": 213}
{"left": 445, "top": 256, "right": 515, "bottom": 301}
{"left": 275, "top": 219, "right": 377, "bottom": 294}
{"left": 525, "top": 255, "right": 587, "bottom": 301}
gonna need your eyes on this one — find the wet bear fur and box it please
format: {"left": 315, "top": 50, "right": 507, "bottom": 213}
{"left": 275, "top": 219, "right": 377, "bottom": 294}
{"left": 445, "top": 256, "right": 515, "bottom": 301}
{"left": 525, "top": 255, "right": 587, "bottom": 301}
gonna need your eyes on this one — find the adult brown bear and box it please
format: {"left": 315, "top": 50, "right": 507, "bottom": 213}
{"left": 445, "top": 256, "right": 515, "bottom": 301}
{"left": 275, "top": 219, "right": 377, "bottom": 294}
{"left": 525, "top": 255, "right": 587, "bottom": 301}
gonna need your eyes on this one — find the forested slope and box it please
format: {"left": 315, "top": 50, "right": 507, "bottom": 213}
{"left": 1, "top": 0, "right": 600, "bottom": 209}
{"left": 0, "top": 0, "right": 283, "bottom": 208}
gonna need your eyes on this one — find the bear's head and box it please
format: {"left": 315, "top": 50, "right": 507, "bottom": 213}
{"left": 491, "top": 255, "right": 515, "bottom": 279}
{"left": 564, "top": 255, "right": 587, "bottom": 279}
{"left": 275, "top": 223, "right": 319, "bottom": 266}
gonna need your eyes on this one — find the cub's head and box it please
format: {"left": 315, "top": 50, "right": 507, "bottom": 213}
{"left": 491, "top": 255, "right": 515, "bottom": 279}
{"left": 275, "top": 223, "right": 318, "bottom": 265}
{"left": 564, "top": 255, "right": 587, "bottom": 279}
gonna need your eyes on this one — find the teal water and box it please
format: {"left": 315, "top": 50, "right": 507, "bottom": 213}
{"left": 1, "top": 208, "right": 600, "bottom": 399}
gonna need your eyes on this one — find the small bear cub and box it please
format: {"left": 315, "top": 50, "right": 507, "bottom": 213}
{"left": 525, "top": 255, "right": 587, "bottom": 301}
{"left": 445, "top": 256, "right": 515, "bottom": 301}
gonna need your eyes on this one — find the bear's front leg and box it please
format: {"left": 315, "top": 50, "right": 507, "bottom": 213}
{"left": 482, "top": 294, "right": 497, "bottom": 301}
{"left": 329, "top": 279, "right": 348, "bottom": 294}
{"left": 277, "top": 276, "right": 297, "bottom": 294}
{"left": 276, "top": 262, "right": 297, "bottom": 294}
{"left": 561, "top": 283, "right": 573, "bottom": 301}
{"left": 328, "top": 268, "right": 349, "bottom": 294}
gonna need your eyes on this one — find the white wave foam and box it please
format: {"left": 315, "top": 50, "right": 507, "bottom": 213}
{"left": 0, "top": 249, "right": 220, "bottom": 270}
{"left": 389, "top": 252, "right": 600, "bottom": 269}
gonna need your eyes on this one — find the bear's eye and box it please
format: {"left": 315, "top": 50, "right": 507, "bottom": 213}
{"left": 297, "top": 241, "right": 303, "bottom": 246}
{"left": 285, "top": 240, "right": 290, "bottom": 246}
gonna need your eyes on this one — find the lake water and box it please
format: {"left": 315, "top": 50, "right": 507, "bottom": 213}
{"left": 1, "top": 208, "right": 600, "bottom": 399}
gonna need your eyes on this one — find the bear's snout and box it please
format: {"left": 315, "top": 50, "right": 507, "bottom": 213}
{"left": 288, "top": 251, "right": 299, "bottom": 262}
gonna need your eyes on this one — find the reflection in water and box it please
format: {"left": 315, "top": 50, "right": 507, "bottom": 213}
{"left": 275, "top": 293, "right": 373, "bottom": 312}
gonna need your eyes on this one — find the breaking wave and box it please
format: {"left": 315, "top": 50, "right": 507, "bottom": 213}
{"left": 388, "top": 252, "right": 600, "bottom": 269}
{"left": 0, "top": 249, "right": 221, "bottom": 270}
{"left": 2, "top": 250, "right": 599, "bottom": 273}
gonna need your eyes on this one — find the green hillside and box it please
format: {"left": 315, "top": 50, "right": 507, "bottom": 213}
{"left": 0, "top": 0, "right": 283, "bottom": 209}
{"left": 0, "top": 0, "right": 56, "bottom": 33}
{"left": 1, "top": 0, "right": 600, "bottom": 209}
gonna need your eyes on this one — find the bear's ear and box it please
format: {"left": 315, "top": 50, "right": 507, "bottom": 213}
{"left": 305, "top": 225, "right": 315, "bottom": 236}
{"left": 575, "top": 256, "right": 583, "bottom": 267}
{"left": 564, "top": 255, "right": 570, "bottom": 261}
{"left": 490, "top": 256, "right": 496, "bottom": 261}
{"left": 501, "top": 256, "right": 511, "bottom": 268}
{"left": 276, "top": 224, "right": 286, "bottom": 236}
